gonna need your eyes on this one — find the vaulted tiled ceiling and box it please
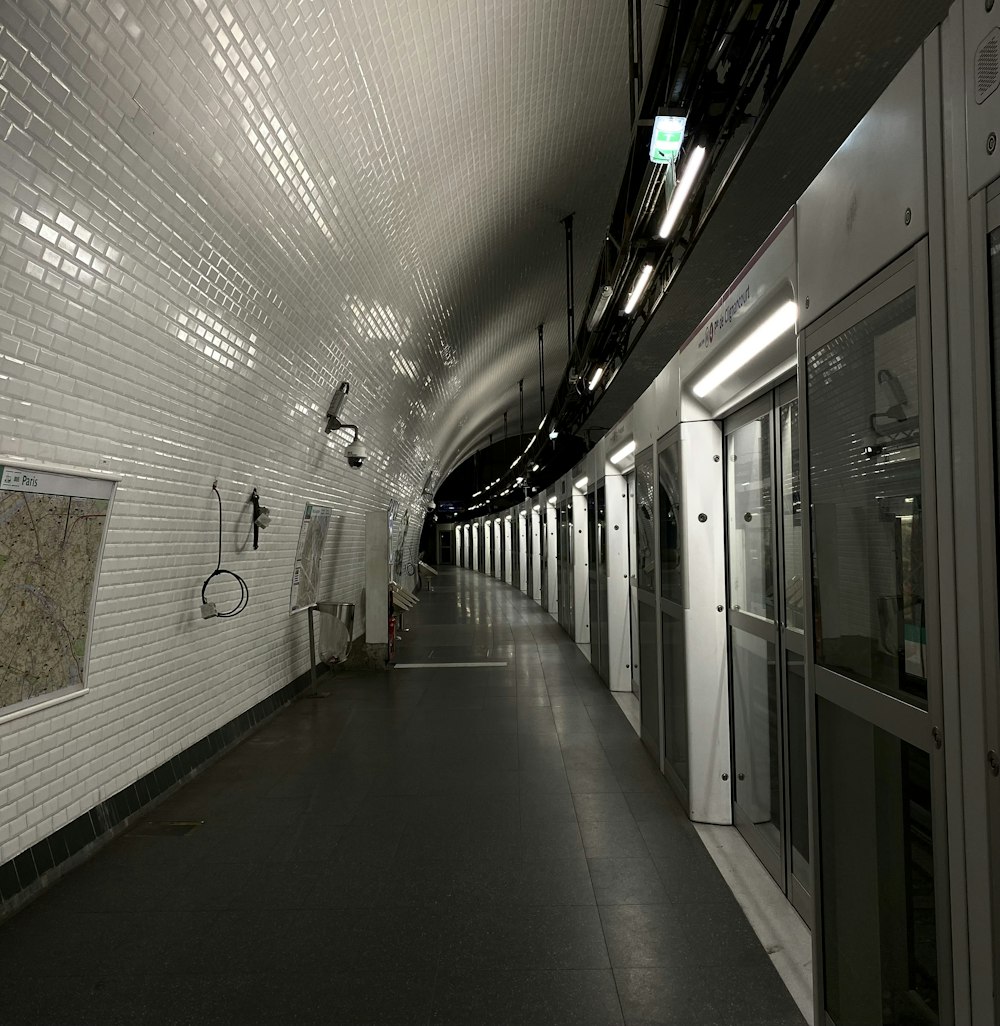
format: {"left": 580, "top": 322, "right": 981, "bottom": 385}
{"left": 105, "top": 0, "right": 652, "bottom": 483}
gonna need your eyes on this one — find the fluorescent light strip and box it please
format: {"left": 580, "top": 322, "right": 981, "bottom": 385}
{"left": 538, "top": 417, "right": 546, "bottom": 431}
{"left": 610, "top": 439, "right": 637, "bottom": 465}
{"left": 657, "top": 144, "right": 707, "bottom": 240}
{"left": 587, "top": 366, "right": 604, "bottom": 391}
{"left": 575, "top": 476, "right": 589, "bottom": 490}
{"left": 692, "top": 301, "right": 798, "bottom": 398}
{"left": 624, "top": 264, "right": 654, "bottom": 314}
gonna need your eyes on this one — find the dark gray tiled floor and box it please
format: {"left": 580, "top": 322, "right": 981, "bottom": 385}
{"left": 0, "top": 567, "right": 805, "bottom": 1025}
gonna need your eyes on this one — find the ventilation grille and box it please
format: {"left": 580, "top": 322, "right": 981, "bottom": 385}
{"left": 976, "top": 28, "right": 1000, "bottom": 105}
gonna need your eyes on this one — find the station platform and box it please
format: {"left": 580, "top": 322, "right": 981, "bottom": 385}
{"left": 0, "top": 567, "right": 804, "bottom": 1025}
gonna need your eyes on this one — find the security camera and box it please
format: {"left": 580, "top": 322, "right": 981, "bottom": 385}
{"left": 325, "top": 381, "right": 350, "bottom": 433}
{"left": 345, "top": 440, "right": 368, "bottom": 468}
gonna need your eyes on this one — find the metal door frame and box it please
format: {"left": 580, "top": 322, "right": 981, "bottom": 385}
{"left": 587, "top": 483, "right": 603, "bottom": 678}
{"left": 724, "top": 386, "right": 789, "bottom": 893}
{"left": 967, "top": 182, "right": 1000, "bottom": 1022}
{"left": 626, "top": 468, "right": 641, "bottom": 698}
{"left": 800, "top": 240, "right": 952, "bottom": 1025}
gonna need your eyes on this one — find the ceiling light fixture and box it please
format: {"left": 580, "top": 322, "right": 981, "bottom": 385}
{"left": 692, "top": 301, "right": 798, "bottom": 398}
{"left": 549, "top": 427, "right": 559, "bottom": 440}
{"left": 586, "top": 284, "right": 614, "bottom": 331}
{"left": 610, "top": 440, "right": 637, "bottom": 465}
{"left": 587, "top": 366, "right": 604, "bottom": 391}
{"left": 575, "top": 476, "right": 589, "bottom": 490}
{"left": 623, "top": 263, "right": 654, "bottom": 315}
{"left": 657, "top": 144, "right": 707, "bottom": 240}
{"left": 532, "top": 504, "right": 541, "bottom": 512}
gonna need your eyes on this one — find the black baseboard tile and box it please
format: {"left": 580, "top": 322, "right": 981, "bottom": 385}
{"left": 0, "top": 663, "right": 322, "bottom": 920}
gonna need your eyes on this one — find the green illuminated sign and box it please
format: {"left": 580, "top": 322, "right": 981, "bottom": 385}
{"left": 650, "top": 115, "right": 686, "bottom": 165}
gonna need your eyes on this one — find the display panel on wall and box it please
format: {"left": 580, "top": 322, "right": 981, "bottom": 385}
{"left": 289, "top": 503, "right": 333, "bottom": 612}
{"left": 0, "top": 465, "right": 115, "bottom": 714}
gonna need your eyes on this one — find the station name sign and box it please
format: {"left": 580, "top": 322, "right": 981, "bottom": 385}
{"left": 696, "top": 283, "right": 752, "bottom": 352}
{"left": 0, "top": 466, "right": 114, "bottom": 500}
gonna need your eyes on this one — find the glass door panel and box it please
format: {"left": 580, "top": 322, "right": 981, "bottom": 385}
{"left": 661, "top": 606, "right": 688, "bottom": 788}
{"left": 731, "top": 625, "right": 782, "bottom": 871}
{"left": 726, "top": 399, "right": 782, "bottom": 883}
{"left": 597, "top": 485, "right": 609, "bottom": 683}
{"left": 588, "top": 489, "right": 603, "bottom": 678}
{"left": 806, "top": 252, "right": 947, "bottom": 1025}
{"left": 659, "top": 439, "right": 683, "bottom": 604}
{"left": 808, "top": 288, "right": 926, "bottom": 708}
{"left": 627, "top": 470, "right": 641, "bottom": 699}
{"left": 639, "top": 597, "right": 658, "bottom": 759}
{"left": 786, "top": 647, "right": 811, "bottom": 907}
{"left": 635, "top": 447, "right": 658, "bottom": 757}
{"left": 727, "top": 411, "right": 774, "bottom": 620}
{"left": 818, "top": 698, "right": 939, "bottom": 1025}
{"left": 558, "top": 504, "right": 574, "bottom": 638}
{"left": 780, "top": 399, "right": 805, "bottom": 632}
{"left": 726, "top": 383, "right": 811, "bottom": 919}
{"left": 635, "top": 449, "right": 656, "bottom": 593}
{"left": 659, "top": 431, "right": 687, "bottom": 791}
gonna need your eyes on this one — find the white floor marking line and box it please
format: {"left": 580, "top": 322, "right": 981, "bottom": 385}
{"left": 393, "top": 661, "right": 509, "bottom": 668}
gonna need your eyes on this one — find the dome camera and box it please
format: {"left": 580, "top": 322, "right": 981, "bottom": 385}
{"left": 345, "top": 439, "right": 368, "bottom": 468}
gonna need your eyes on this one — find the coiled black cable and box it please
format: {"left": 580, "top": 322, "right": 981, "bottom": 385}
{"left": 202, "top": 482, "right": 249, "bottom": 618}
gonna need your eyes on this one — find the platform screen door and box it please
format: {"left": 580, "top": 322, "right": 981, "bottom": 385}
{"left": 804, "top": 244, "right": 949, "bottom": 1026}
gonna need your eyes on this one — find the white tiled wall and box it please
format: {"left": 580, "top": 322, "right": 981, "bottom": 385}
{"left": 0, "top": 0, "right": 629, "bottom": 864}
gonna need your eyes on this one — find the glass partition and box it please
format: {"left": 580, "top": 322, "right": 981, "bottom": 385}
{"left": 786, "top": 648, "right": 810, "bottom": 889}
{"left": 658, "top": 436, "right": 683, "bottom": 604}
{"left": 596, "top": 484, "right": 609, "bottom": 682}
{"left": 780, "top": 399, "right": 804, "bottom": 632}
{"left": 807, "top": 288, "right": 926, "bottom": 707}
{"left": 731, "top": 626, "right": 781, "bottom": 859}
{"left": 818, "top": 698, "right": 938, "bottom": 1025}
{"left": 658, "top": 430, "right": 687, "bottom": 790}
{"left": 727, "top": 411, "right": 774, "bottom": 621}
{"left": 635, "top": 448, "right": 656, "bottom": 592}
{"left": 588, "top": 490, "right": 597, "bottom": 565}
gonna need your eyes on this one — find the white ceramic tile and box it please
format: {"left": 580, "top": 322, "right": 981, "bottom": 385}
{"left": 0, "top": 0, "right": 630, "bottom": 863}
